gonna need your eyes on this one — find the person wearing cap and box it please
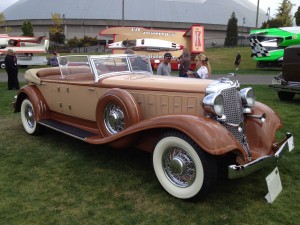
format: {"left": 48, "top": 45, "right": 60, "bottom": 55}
{"left": 157, "top": 53, "right": 172, "bottom": 76}
{"left": 4, "top": 49, "right": 19, "bottom": 90}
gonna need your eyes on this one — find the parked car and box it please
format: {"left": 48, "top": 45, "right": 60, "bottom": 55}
{"left": 271, "top": 45, "right": 300, "bottom": 100}
{"left": 13, "top": 54, "right": 294, "bottom": 200}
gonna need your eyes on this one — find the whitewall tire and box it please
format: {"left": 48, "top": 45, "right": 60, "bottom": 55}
{"left": 153, "top": 131, "right": 217, "bottom": 200}
{"left": 21, "top": 99, "right": 40, "bottom": 135}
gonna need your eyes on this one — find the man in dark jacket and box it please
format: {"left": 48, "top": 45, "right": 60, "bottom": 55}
{"left": 178, "top": 48, "right": 191, "bottom": 77}
{"left": 5, "top": 49, "right": 19, "bottom": 90}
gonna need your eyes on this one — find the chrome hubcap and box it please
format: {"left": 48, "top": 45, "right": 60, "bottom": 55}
{"left": 104, "top": 103, "right": 125, "bottom": 134}
{"left": 162, "top": 146, "right": 196, "bottom": 188}
{"left": 25, "top": 104, "right": 35, "bottom": 128}
{"left": 169, "top": 156, "right": 185, "bottom": 175}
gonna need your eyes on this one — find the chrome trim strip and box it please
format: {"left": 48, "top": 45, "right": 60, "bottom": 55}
{"left": 228, "top": 133, "right": 293, "bottom": 179}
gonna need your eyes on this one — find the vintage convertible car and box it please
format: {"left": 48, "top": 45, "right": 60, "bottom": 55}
{"left": 14, "top": 54, "right": 294, "bottom": 200}
{"left": 271, "top": 45, "right": 300, "bottom": 100}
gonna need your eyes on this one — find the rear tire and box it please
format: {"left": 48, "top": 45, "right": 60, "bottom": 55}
{"left": 153, "top": 131, "right": 217, "bottom": 200}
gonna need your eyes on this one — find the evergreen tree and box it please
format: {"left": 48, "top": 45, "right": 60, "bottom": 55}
{"left": 224, "top": 12, "right": 238, "bottom": 47}
{"left": 22, "top": 20, "right": 34, "bottom": 36}
{"left": 295, "top": 6, "right": 300, "bottom": 26}
{"left": 275, "top": 0, "right": 294, "bottom": 26}
{"left": 261, "top": 0, "right": 294, "bottom": 28}
{"left": 261, "top": 18, "right": 282, "bottom": 28}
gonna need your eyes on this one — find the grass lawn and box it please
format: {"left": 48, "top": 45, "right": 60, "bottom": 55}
{"left": 0, "top": 79, "right": 299, "bottom": 223}
{"left": 204, "top": 47, "right": 281, "bottom": 75}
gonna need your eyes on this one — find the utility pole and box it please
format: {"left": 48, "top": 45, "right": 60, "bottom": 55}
{"left": 241, "top": 17, "right": 245, "bottom": 46}
{"left": 255, "top": 0, "right": 260, "bottom": 28}
{"left": 122, "top": 0, "right": 125, "bottom": 26}
{"left": 266, "top": 7, "right": 270, "bottom": 28}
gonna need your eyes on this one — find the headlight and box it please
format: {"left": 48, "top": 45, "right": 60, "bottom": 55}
{"left": 203, "top": 93, "right": 224, "bottom": 117}
{"left": 240, "top": 88, "right": 255, "bottom": 108}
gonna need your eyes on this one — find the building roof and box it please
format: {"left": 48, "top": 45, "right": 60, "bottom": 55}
{"left": 3, "top": 0, "right": 268, "bottom": 27}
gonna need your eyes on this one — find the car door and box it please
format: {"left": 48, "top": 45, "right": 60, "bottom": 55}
{"left": 37, "top": 80, "right": 69, "bottom": 114}
{"left": 59, "top": 80, "right": 99, "bottom": 121}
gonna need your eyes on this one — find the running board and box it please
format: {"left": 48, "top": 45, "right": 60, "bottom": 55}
{"left": 39, "top": 119, "right": 98, "bottom": 140}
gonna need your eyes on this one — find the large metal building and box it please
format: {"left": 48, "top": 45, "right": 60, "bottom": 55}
{"left": 1, "top": 0, "right": 268, "bottom": 48}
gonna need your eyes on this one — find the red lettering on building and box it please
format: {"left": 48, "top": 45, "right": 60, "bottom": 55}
{"left": 195, "top": 31, "right": 201, "bottom": 47}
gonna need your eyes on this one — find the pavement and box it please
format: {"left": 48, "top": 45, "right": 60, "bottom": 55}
{"left": 0, "top": 70, "right": 276, "bottom": 85}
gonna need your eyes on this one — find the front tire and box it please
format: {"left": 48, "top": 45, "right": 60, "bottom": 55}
{"left": 153, "top": 131, "right": 217, "bottom": 200}
{"left": 21, "top": 99, "right": 41, "bottom": 135}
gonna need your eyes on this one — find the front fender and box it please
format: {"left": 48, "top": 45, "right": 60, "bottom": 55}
{"left": 86, "top": 114, "right": 243, "bottom": 155}
{"left": 14, "top": 85, "right": 50, "bottom": 121}
{"left": 245, "top": 101, "right": 282, "bottom": 155}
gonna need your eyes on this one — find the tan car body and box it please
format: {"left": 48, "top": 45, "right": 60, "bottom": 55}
{"left": 16, "top": 66, "right": 281, "bottom": 163}
{"left": 14, "top": 54, "right": 294, "bottom": 200}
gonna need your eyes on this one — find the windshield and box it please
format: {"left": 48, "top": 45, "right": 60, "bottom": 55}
{"left": 57, "top": 54, "right": 153, "bottom": 81}
{"left": 89, "top": 54, "right": 153, "bottom": 81}
{"left": 58, "top": 55, "right": 92, "bottom": 78}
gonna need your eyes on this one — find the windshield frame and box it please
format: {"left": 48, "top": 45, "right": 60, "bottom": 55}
{"left": 57, "top": 54, "right": 153, "bottom": 82}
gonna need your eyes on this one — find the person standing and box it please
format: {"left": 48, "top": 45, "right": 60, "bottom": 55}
{"left": 49, "top": 51, "right": 60, "bottom": 67}
{"left": 178, "top": 48, "right": 190, "bottom": 77}
{"left": 5, "top": 49, "right": 19, "bottom": 90}
{"left": 157, "top": 53, "right": 172, "bottom": 76}
{"left": 235, "top": 51, "right": 241, "bottom": 70}
{"left": 187, "top": 54, "right": 211, "bottom": 79}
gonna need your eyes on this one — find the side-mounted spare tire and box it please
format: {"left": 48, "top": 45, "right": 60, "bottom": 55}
{"left": 96, "top": 88, "right": 142, "bottom": 137}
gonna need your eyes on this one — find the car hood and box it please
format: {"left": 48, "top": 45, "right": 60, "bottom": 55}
{"left": 100, "top": 74, "right": 215, "bottom": 93}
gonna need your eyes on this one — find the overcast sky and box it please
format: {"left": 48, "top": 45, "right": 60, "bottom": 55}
{"left": 248, "top": 0, "right": 299, "bottom": 17}
{"left": 1, "top": 0, "right": 299, "bottom": 18}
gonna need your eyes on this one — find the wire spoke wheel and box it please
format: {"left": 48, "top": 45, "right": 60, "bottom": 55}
{"left": 162, "top": 145, "right": 196, "bottom": 188}
{"left": 104, "top": 103, "right": 125, "bottom": 134}
{"left": 153, "top": 131, "right": 217, "bottom": 200}
{"left": 20, "top": 99, "right": 40, "bottom": 135}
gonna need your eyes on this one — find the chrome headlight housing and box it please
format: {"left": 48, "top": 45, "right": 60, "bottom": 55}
{"left": 203, "top": 93, "right": 224, "bottom": 117}
{"left": 240, "top": 88, "right": 255, "bottom": 108}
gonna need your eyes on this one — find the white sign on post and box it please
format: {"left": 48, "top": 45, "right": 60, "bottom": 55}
{"left": 265, "top": 167, "right": 282, "bottom": 203}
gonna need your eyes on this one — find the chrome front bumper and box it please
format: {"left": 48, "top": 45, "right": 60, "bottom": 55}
{"left": 228, "top": 133, "right": 294, "bottom": 179}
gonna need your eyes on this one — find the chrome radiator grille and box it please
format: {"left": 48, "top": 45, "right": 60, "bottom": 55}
{"left": 220, "top": 87, "right": 247, "bottom": 150}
